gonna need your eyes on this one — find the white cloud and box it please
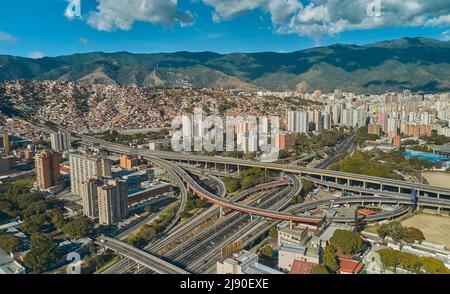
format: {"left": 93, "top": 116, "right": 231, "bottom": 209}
{"left": 28, "top": 51, "right": 45, "bottom": 59}
{"left": 203, "top": 0, "right": 302, "bottom": 23}
{"left": 202, "top": 0, "right": 450, "bottom": 41}
{"left": 0, "top": 31, "right": 18, "bottom": 42}
{"left": 86, "top": 0, "right": 194, "bottom": 32}
{"left": 426, "top": 15, "right": 450, "bottom": 27}
{"left": 79, "top": 37, "right": 89, "bottom": 45}
{"left": 442, "top": 31, "right": 450, "bottom": 41}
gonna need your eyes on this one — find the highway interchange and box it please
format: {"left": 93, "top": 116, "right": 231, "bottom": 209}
{"left": 25, "top": 121, "right": 450, "bottom": 274}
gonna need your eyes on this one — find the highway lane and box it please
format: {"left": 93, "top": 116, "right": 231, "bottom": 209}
{"left": 95, "top": 236, "right": 190, "bottom": 274}
{"left": 168, "top": 187, "right": 292, "bottom": 270}
{"left": 79, "top": 133, "right": 450, "bottom": 198}
{"left": 186, "top": 189, "right": 295, "bottom": 273}
{"left": 206, "top": 174, "right": 227, "bottom": 198}
{"left": 103, "top": 180, "right": 290, "bottom": 274}
{"left": 301, "top": 176, "right": 450, "bottom": 207}
{"left": 148, "top": 180, "right": 289, "bottom": 253}
{"left": 115, "top": 212, "right": 162, "bottom": 240}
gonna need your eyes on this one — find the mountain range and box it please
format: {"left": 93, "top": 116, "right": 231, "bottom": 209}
{"left": 1, "top": 37, "right": 450, "bottom": 93}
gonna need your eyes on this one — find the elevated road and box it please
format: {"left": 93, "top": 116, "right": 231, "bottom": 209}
{"left": 78, "top": 137, "right": 450, "bottom": 223}
{"left": 95, "top": 236, "right": 190, "bottom": 274}
{"left": 26, "top": 123, "right": 450, "bottom": 222}
{"left": 206, "top": 174, "right": 227, "bottom": 198}
{"left": 81, "top": 134, "right": 450, "bottom": 199}
{"left": 148, "top": 179, "right": 290, "bottom": 253}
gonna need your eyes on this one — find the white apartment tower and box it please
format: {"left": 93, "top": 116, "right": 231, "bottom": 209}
{"left": 50, "top": 131, "right": 70, "bottom": 152}
{"left": 69, "top": 153, "right": 112, "bottom": 196}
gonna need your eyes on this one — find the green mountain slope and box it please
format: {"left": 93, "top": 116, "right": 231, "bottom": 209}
{"left": 0, "top": 37, "right": 449, "bottom": 93}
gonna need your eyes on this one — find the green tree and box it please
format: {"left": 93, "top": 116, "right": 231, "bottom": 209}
{"left": 311, "top": 264, "right": 330, "bottom": 274}
{"left": 260, "top": 245, "right": 273, "bottom": 258}
{"left": 323, "top": 246, "right": 340, "bottom": 273}
{"left": 22, "top": 200, "right": 48, "bottom": 217}
{"left": 24, "top": 233, "right": 59, "bottom": 273}
{"left": 225, "top": 178, "right": 240, "bottom": 193}
{"left": 329, "top": 230, "right": 363, "bottom": 255}
{"left": 48, "top": 208, "right": 65, "bottom": 230}
{"left": 377, "top": 222, "right": 425, "bottom": 244}
{"left": 420, "top": 257, "right": 450, "bottom": 274}
{"left": 377, "top": 223, "right": 390, "bottom": 240}
{"left": 0, "top": 234, "right": 23, "bottom": 253}
{"left": 405, "top": 227, "right": 425, "bottom": 244}
{"left": 268, "top": 227, "right": 278, "bottom": 241}
{"left": 378, "top": 248, "right": 399, "bottom": 269}
{"left": 21, "top": 214, "right": 47, "bottom": 235}
{"left": 62, "top": 217, "right": 93, "bottom": 239}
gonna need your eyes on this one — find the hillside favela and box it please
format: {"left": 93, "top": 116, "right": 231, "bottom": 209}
{"left": 0, "top": 0, "right": 450, "bottom": 286}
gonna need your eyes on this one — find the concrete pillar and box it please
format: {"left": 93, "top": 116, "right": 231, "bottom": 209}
{"left": 250, "top": 214, "right": 253, "bottom": 221}
{"left": 219, "top": 206, "right": 224, "bottom": 216}
{"left": 289, "top": 220, "right": 293, "bottom": 229}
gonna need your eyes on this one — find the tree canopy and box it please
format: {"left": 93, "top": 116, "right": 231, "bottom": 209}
{"left": 377, "top": 222, "right": 425, "bottom": 244}
{"left": 329, "top": 230, "right": 363, "bottom": 256}
{"left": 378, "top": 248, "right": 450, "bottom": 274}
{"left": 0, "top": 233, "right": 23, "bottom": 253}
{"left": 323, "top": 246, "right": 340, "bottom": 273}
{"left": 24, "top": 233, "right": 59, "bottom": 273}
{"left": 311, "top": 264, "right": 330, "bottom": 274}
{"left": 62, "top": 217, "right": 93, "bottom": 240}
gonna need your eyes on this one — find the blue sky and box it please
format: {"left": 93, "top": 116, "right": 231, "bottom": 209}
{"left": 0, "top": 0, "right": 449, "bottom": 57}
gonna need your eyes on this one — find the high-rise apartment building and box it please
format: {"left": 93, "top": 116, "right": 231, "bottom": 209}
{"left": 120, "top": 154, "right": 140, "bottom": 170}
{"left": 82, "top": 177, "right": 128, "bottom": 225}
{"left": 341, "top": 109, "right": 354, "bottom": 127}
{"left": 50, "top": 131, "right": 70, "bottom": 151}
{"left": 84, "top": 178, "right": 100, "bottom": 218}
{"left": 0, "top": 154, "right": 16, "bottom": 173}
{"left": 313, "top": 110, "right": 322, "bottom": 132}
{"left": 368, "top": 123, "right": 382, "bottom": 136}
{"left": 331, "top": 104, "right": 343, "bottom": 125}
{"left": 353, "top": 109, "right": 367, "bottom": 128}
{"left": 287, "top": 111, "right": 295, "bottom": 132}
{"left": 35, "top": 150, "right": 61, "bottom": 189}
{"left": 387, "top": 117, "right": 399, "bottom": 134}
{"left": 2, "top": 129, "right": 10, "bottom": 154}
{"left": 322, "top": 113, "right": 332, "bottom": 130}
{"left": 69, "top": 152, "right": 112, "bottom": 196}
{"left": 295, "top": 111, "right": 309, "bottom": 134}
{"left": 97, "top": 179, "right": 129, "bottom": 226}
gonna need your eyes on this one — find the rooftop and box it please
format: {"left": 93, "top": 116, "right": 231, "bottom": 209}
{"left": 338, "top": 257, "right": 364, "bottom": 274}
{"left": 0, "top": 249, "right": 25, "bottom": 274}
{"left": 290, "top": 259, "right": 316, "bottom": 274}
